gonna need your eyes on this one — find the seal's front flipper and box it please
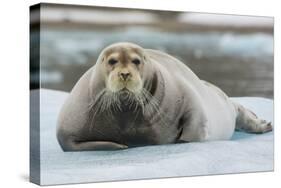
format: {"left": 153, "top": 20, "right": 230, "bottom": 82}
{"left": 62, "top": 140, "right": 128, "bottom": 151}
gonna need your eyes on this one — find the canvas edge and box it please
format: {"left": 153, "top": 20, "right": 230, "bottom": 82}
{"left": 30, "top": 3, "right": 41, "bottom": 185}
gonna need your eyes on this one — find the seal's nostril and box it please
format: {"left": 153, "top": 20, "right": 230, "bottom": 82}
{"left": 120, "top": 73, "right": 130, "bottom": 80}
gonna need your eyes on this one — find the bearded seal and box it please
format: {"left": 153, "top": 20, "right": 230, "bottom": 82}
{"left": 57, "top": 42, "right": 272, "bottom": 151}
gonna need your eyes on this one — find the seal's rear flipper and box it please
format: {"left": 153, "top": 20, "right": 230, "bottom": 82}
{"left": 234, "top": 102, "right": 273, "bottom": 134}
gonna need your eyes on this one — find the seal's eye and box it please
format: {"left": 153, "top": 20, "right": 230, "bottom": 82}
{"left": 108, "top": 59, "right": 118, "bottom": 65}
{"left": 132, "top": 59, "right": 140, "bottom": 65}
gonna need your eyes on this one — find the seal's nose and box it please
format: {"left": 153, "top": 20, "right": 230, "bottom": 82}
{"left": 120, "top": 72, "right": 131, "bottom": 81}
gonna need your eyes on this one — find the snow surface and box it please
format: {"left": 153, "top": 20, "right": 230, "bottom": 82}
{"left": 32, "top": 89, "right": 274, "bottom": 185}
{"left": 40, "top": 6, "right": 158, "bottom": 24}
{"left": 179, "top": 13, "right": 273, "bottom": 27}
{"left": 38, "top": 6, "right": 273, "bottom": 27}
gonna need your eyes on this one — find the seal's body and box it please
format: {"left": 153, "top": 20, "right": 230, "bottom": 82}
{"left": 57, "top": 42, "right": 272, "bottom": 151}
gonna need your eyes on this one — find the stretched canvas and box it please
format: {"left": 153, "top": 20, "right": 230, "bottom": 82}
{"left": 30, "top": 3, "right": 274, "bottom": 185}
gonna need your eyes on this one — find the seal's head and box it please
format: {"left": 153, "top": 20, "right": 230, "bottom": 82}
{"left": 99, "top": 42, "right": 146, "bottom": 94}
